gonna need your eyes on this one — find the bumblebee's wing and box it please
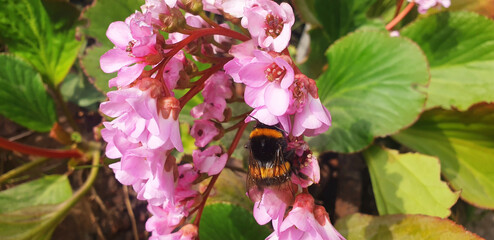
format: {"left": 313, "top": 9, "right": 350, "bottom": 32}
{"left": 274, "top": 144, "right": 290, "bottom": 178}
{"left": 246, "top": 148, "right": 263, "bottom": 202}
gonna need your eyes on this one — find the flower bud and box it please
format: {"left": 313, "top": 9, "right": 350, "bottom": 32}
{"left": 182, "top": 0, "right": 203, "bottom": 15}
{"left": 158, "top": 96, "right": 181, "bottom": 120}
{"left": 159, "top": 8, "right": 186, "bottom": 32}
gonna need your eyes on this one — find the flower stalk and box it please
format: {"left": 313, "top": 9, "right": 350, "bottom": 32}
{"left": 386, "top": 2, "right": 416, "bottom": 30}
{"left": 0, "top": 136, "right": 83, "bottom": 159}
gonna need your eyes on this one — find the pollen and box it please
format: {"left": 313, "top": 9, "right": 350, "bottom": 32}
{"left": 265, "top": 14, "right": 283, "bottom": 38}
{"left": 264, "top": 63, "right": 286, "bottom": 83}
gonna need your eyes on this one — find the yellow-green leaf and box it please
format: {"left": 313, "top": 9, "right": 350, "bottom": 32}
{"left": 363, "top": 145, "right": 459, "bottom": 217}
{"left": 335, "top": 213, "right": 482, "bottom": 240}
{"left": 393, "top": 104, "right": 494, "bottom": 209}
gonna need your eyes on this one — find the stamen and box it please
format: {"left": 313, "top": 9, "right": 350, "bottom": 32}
{"left": 265, "top": 14, "right": 284, "bottom": 38}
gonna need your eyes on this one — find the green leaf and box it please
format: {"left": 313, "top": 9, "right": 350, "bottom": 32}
{"left": 393, "top": 104, "right": 494, "bottom": 209}
{"left": 335, "top": 213, "right": 482, "bottom": 240}
{"left": 401, "top": 11, "right": 494, "bottom": 110}
{"left": 199, "top": 203, "right": 271, "bottom": 240}
{"left": 314, "top": 0, "right": 378, "bottom": 42}
{"left": 81, "top": 45, "right": 117, "bottom": 94}
{"left": 363, "top": 145, "right": 459, "bottom": 217}
{"left": 0, "top": 55, "right": 56, "bottom": 132}
{"left": 0, "top": 0, "right": 83, "bottom": 86}
{"left": 0, "top": 175, "right": 72, "bottom": 214}
{"left": 311, "top": 31, "right": 429, "bottom": 153}
{"left": 292, "top": 0, "right": 321, "bottom": 26}
{"left": 82, "top": 0, "right": 145, "bottom": 46}
{"left": 60, "top": 72, "right": 106, "bottom": 110}
{"left": 80, "top": 0, "right": 143, "bottom": 93}
{"left": 300, "top": 0, "right": 379, "bottom": 78}
{"left": 0, "top": 175, "right": 73, "bottom": 240}
{"left": 297, "top": 29, "right": 331, "bottom": 79}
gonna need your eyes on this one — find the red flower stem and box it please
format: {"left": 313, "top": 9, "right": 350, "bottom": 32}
{"left": 179, "top": 59, "right": 231, "bottom": 108}
{"left": 225, "top": 119, "right": 246, "bottom": 132}
{"left": 386, "top": 2, "right": 415, "bottom": 31}
{"left": 0, "top": 136, "right": 83, "bottom": 159}
{"left": 149, "top": 27, "right": 247, "bottom": 85}
{"left": 193, "top": 121, "right": 248, "bottom": 228}
{"left": 199, "top": 12, "right": 221, "bottom": 28}
{"left": 170, "top": 28, "right": 249, "bottom": 59}
{"left": 394, "top": 0, "right": 405, "bottom": 17}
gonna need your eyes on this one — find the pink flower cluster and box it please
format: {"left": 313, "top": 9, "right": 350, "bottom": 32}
{"left": 224, "top": 46, "right": 331, "bottom": 136}
{"left": 267, "top": 193, "right": 345, "bottom": 240}
{"left": 99, "top": 0, "right": 341, "bottom": 239}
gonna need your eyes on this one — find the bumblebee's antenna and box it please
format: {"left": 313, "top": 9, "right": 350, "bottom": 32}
{"left": 247, "top": 114, "right": 288, "bottom": 135}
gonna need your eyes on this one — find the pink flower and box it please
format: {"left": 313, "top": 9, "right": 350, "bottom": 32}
{"left": 162, "top": 51, "right": 186, "bottom": 92}
{"left": 252, "top": 188, "right": 288, "bottom": 226}
{"left": 291, "top": 152, "right": 320, "bottom": 188}
{"left": 202, "top": 71, "right": 233, "bottom": 101}
{"left": 409, "top": 0, "right": 451, "bottom": 14}
{"left": 292, "top": 95, "right": 331, "bottom": 137}
{"left": 202, "top": 0, "right": 250, "bottom": 18}
{"left": 246, "top": 107, "right": 291, "bottom": 132}
{"left": 191, "top": 97, "right": 228, "bottom": 121}
{"left": 100, "top": 86, "right": 181, "bottom": 152}
{"left": 146, "top": 204, "right": 186, "bottom": 236}
{"left": 241, "top": 0, "right": 294, "bottom": 52}
{"left": 150, "top": 224, "right": 198, "bottom": 240}
{"left": 268, "top": 193, "right": 345, "bottom": 240}
{"left": 390, "top": 30, "right": 400, "bottom": 37}
{"left": 192, "top": 145, "right": 228, "bottom": 175}
{"left": 100, "top": 14, "right": 159, "bottom": 88}
{"left": 190, "top": 119, "right": 219, "bottom": 147}
{"left": 238, "top": 50, "right": 294, "bottom": 116}
{"left": 141, "top": 0, "right": 171, "bottom": 23}
{"left": 224, "top": 40, "right": 257, "bottom": 83}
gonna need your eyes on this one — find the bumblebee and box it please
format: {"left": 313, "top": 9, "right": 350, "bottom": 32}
{"left": 246, "top": 122, "right": 294, "bottom": 200}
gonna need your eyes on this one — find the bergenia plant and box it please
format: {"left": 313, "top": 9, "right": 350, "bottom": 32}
{"left": 0, "top": 0, "right": 493, "bottom": 239}
{"left": 99, "top": 0, "right": 338, "bottom": 238}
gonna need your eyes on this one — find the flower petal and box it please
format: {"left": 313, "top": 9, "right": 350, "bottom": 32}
{"left": 100, "top": 49, "right": 138, "bottom": 73}
{"left": 106, "top": 21, "right": 132, "bottom": 49}
{"left": 265, "top": 83, "right": 289, "bottom": 116}
{"left": 238, "top": 62, "right": 268, "bottom": 87}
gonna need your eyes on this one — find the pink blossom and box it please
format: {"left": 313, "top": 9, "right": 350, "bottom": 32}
{"left": 150, "top": 224, "right": 198, "bottom": 240}
{"left": 224, "top": 40, "right": 257, "bottom": 83}
{"left": 246, "top": 107, "right": 291, "bottom": 132}
{"left": 241, "top": 0, "right": 294, "bottom": 52}
{"left": 409, "top": 0, "right": 451, "bottom": 14}
{"left": 100, "top": 87, "right": 181, "bottom": 152}
{"left": 190, "top": 119, "right": 220, "bottom": 147}
{"left": 202, "top": 0, "right": 250, "bottom": 18}
{"left": 175, "top": 164, "right": 199, "bottom": 203}
{"left": 268, "top": 193, "right": 345, "bottom": 240}
{"left": 191, "top": 97, "right": 227, "bottom": 121}
{"left": 291, "top": 152, "right": 321, "bottom": 188}
{"left": 238, "top": 50, "right": 294, "bottom": 116}
{"left": 202, "top": 72, "right": 233, "bottom": 101}
{"left": 252, "top": 188, "right": 288, "bottom": 226}
{"left": 100, "top": 14, "right": 159, "bottom": 88}
{"left": 146, "top": 204, "right": 186, "bottom": 236}
{"left": 390, "top": 31, "right": 400, "bottom": 37}
{"left": 292, "top": 95, "right": 331, "bottom": 137}
{"left": 162, "top": 51, "right": 186, "bottom": 92}
{"left": 141, "top": 0, "right": 171, "bottom": 24}
{"left": 192, "top": 145, "right": 228, "bottom": 175}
